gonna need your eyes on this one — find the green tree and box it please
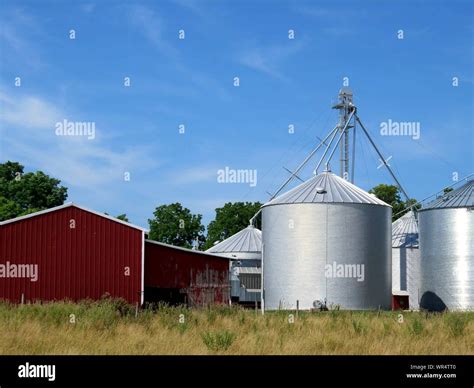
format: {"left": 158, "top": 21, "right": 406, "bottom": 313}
{"left": 0, "top": 161, "right": 68, "bottom": 221}
{"left": 148, "top": 203, "right": 204, "bottom": 249}
{"left": 369, "top": 184, "right": 417, "bottom": 221}
{"left": 204, "top": 201, "right": 262, "bottom": 250}
{"left": 104, "top": 212, "right": 129, "bottom": 222}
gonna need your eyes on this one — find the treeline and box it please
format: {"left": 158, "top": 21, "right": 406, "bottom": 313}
{"left": 0, "top": 161, "right": 417, "bottom": 250}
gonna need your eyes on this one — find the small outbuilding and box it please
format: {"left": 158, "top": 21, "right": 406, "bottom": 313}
{"left": 145, "top": 240, "right": 230, "bottom": 306}
{"left": 206, "top": 225, "right": 262, "bottom": 306}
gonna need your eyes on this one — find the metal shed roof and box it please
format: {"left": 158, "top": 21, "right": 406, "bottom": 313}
{"left": 263, "top": 171, "right": 390, "bottom": 207}
{"left": 206, "top": 225, "right": 262, "bottom": 254}
{"left": 392, "top": 210, "right": 419, "bottom": 248}
{"left": 421, "top": 179, "right": 474, "bottom": 210}
{"left": 145, "top": 239, "right": 231, "bottom": 260}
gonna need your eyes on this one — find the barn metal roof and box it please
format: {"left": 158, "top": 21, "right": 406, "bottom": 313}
{"left": 421, "top": 179, "right": 474, "bottom": 210}
{"left": 0, "top": 202, "right": 148, "bottom": 231}
{"left": 145, "top": 239, "right": 232, "bottom": 260}
{"left": 263, "top": 171, "right": 390, "bottom": 207}
{"left": 206, "top": 225, "right": 262, "bottom": 254}
{"left": 392, "top": 210, "right": 419, "bottom": 248}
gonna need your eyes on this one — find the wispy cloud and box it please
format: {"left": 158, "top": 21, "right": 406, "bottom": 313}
{"left": 321, "top": 27, "right": 357, "bottom": 37}
{"left": 0, "top": 8, "right": 45, "bottom": 69}
{"left": 0, "top": 92, "right": 63, "bottom": 129}
{"left": 238, "top": 40, "right": 306, "bottom": 81}
{"left": 81, "top": 3, "right": 96, "bottom": 13}
{"left": 172, "top": 0, "right": 207, "bottom": 18}
{"left": 295, "top": 6, "right": 368, "bottom": 20}
{"left": 0, "top": 90, "right": 159, "bottom": 189}
{"left": 128, "top": 4, "right": 178, "bottom": 58}
{"left": 167, "top": 165, "right": 218, "bottom": 185}
{"left": 125, "top": 4, "right": 230, "bottom": 101}
{"left": 296, "top": 7, "right": 332, "bottom": 18}
{"left": 294, "top": 6, "right": 366, "bottom": 36}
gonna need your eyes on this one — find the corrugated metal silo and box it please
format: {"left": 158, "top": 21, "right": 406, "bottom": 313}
{"left": 206, "top": 226, "right": 262, "bottom": 303}
{"left": 418, "top": 180, "right": 474, "bottom": 311}
{"left": 262, "top": 171, "right": 392, "bottom": 310}
{"left": 392, "top": 211, "right": 420, "bottom": 309}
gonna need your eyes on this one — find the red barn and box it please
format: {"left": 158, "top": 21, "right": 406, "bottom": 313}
{"left": 0, "top": 203, "right": 231, "bottom": 307}
{"left": 0, "top": 203, "right": 145, "bottom": 305}
{"left": 144, "top": 240, "right": 230, "bottom": 306}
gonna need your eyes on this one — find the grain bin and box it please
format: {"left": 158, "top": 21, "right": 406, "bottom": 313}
{"left": 392, "top": 211, "right": 420, "bottom": 309}
{"left": 262, "top": 171, "right": 392, "bottom": 310}
{"left": 418, "top": 180, "right": 474, "bottom": 311}
{"left": 206, "top": 225, "right": 262, "bottom": 304}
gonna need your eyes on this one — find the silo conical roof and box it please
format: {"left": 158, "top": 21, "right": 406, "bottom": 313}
{"left": 206, "top": 225, "right": 262, "bottom": 254}
{"left": 392, "top": 210, "right": 419, "bottom": 248}
{"left": 263, "top": 171, "right": 390, "bottom": 207}
{"left": 421, "top": 179, "right": 474, "bottom": 210}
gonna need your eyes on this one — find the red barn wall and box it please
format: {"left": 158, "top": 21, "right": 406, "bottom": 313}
{"left": 144, "top": 241, "right": 230, "bottom": 306}
{"left": 0, "top": 206, "right": 143, "bottom": 305}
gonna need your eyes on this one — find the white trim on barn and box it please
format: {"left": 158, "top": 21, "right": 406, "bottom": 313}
{"left": 141, "top": 230, "right": 145, "bottom": 305}
{"left": 0, "top": 202, "right": 148, "bottom": 232}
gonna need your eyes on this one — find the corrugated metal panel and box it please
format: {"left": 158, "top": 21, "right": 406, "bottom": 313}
{"left": 421, "top": 179, "right": 474, "bottom": 210}
{"left": 238, "top": 267, "right": 261, "bottom": 275}
{"left": 144, "top": 240, "right": 230, "bottom": 306}
{"left": 419, "top": 207, "right": 473, "bottom": 311}
{"left": 206, "top": 226, "right": 262, "bottom": 254}
{"left": 392, "top": 211, "right": 419, "bottom": 248}
{"left": 240, "top": 272, "right": 261, "bottom": 291}
{"left": 0, "top": 205, "right": 143, "bottom": 304}
{"left": 264, "top": 171, "right": 390, "bottom": 207}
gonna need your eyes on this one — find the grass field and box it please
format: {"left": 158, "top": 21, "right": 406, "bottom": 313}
{"left": 0, "top": 300, "right": 472, "bottom": 355}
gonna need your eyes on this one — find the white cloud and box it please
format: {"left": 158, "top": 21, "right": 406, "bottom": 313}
{"left": 128, "top": 4, "right": 178, "bottom": 58}
{"left": 0, "top": 8, "right": 45, "bottom": 70}
{"left": 172, "top": 0, "right": 206, "bottom": 18}
{"left": 0, "top": 91, "right": 160, "bottom": 189}
{"left": 168, "top": 165, "right": 218, "bottom": 185}
{"left": 81, "top": 3, "right": 96, "bottom": 13}
{"left": 238, "top": 40, "right": 306, "bottom": 81}
{"left": 0, "top": 92, "right": 63, "bottom": 129}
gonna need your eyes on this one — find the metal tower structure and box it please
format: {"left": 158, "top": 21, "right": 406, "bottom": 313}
{"left": 259, "top": 88, "right": 410, "bottom": 207}
{"left": 332, "top": 87, "right": 356, "bottom": 182}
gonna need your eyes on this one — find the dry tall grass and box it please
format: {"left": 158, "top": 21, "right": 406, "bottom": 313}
{"left": 0, "top": 301, "right": 472, "bottom": 355}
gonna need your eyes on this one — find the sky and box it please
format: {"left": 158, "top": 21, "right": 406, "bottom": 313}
{"left": 0, "top": 0, "right": 473, "bottom": 230}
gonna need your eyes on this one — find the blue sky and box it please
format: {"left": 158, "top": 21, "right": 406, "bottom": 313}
{"left": 0, "top": 0, "right": 472, "bottom": 229}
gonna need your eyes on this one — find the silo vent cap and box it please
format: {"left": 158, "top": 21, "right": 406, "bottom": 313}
{"left": 315, "top": 187, "right": 326, "bottom": 194}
